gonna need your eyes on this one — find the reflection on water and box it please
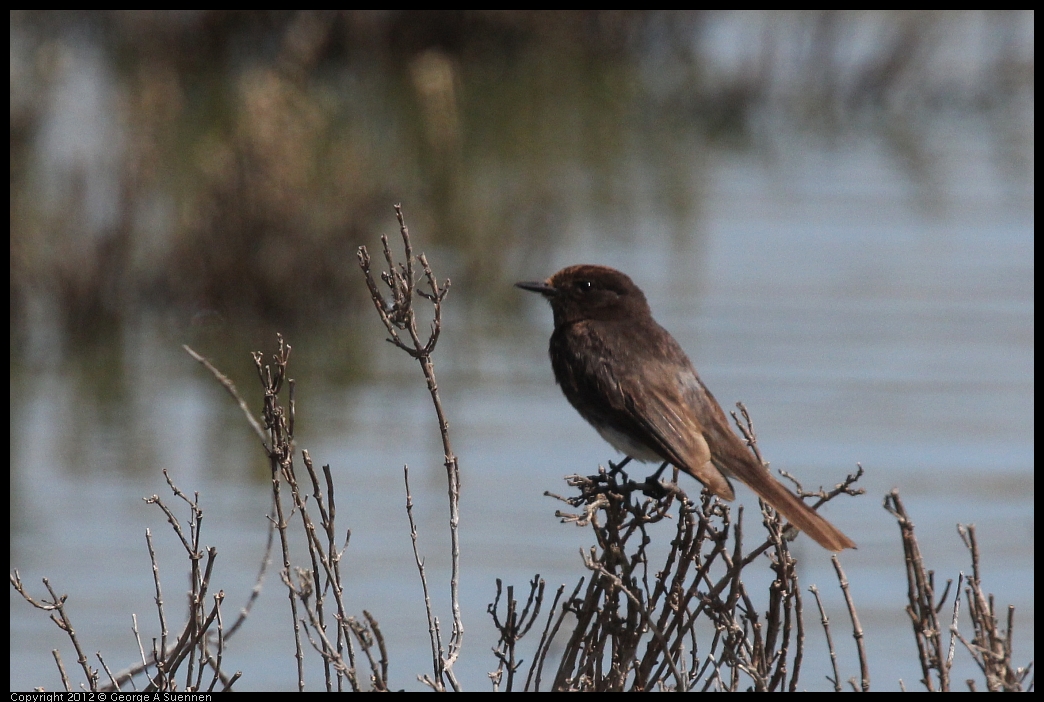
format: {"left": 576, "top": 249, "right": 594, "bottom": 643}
{"left": 10, "top": 11, "right": 1033, "bottom": 692}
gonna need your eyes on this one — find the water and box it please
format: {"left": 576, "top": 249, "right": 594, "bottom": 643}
{"left": 11, "top": 119, "right": 1033, "bottom": 690}
{"left": 10, "top": 12, "right": 1033, "bottom": 691}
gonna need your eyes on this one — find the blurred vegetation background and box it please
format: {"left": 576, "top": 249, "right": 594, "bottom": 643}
{"left": 10, "top": 10, "right": 1032, "bottom": 366}
{"left": 10, "top": 11, "right": 1034, "bottom": 691}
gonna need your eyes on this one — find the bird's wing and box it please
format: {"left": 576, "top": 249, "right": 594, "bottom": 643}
{"left": 618, "top": 357, "right": 737, "bottom": 500}
{"left": 570, "top": 328, "right": 736, "bottom": 500}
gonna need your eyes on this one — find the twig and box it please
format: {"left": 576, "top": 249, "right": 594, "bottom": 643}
{"left": 357, "top": 205, "right": 462, "bottom": 690}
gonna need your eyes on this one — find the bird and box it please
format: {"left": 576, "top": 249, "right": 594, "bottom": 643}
{"left": 516, "top": 264, "right": 855, "bottom": 551}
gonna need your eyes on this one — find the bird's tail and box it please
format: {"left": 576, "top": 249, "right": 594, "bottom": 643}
{"left": 740, "top": 470, "right": 856, "bottom": 552}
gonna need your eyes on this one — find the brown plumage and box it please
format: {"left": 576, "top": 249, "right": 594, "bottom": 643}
{"left": 517, "top": 264, "right": 855, "bottom": 551}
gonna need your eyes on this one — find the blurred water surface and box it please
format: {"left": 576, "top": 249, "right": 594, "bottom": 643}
{"left": 10, "top": 11, "right": 1033, "bottom": 691}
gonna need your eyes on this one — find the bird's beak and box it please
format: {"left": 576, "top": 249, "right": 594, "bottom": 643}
{"left": 515, "top": 279, "right": 556, "bottom": 297}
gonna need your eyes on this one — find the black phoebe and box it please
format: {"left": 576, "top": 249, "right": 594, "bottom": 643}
{"left": 517, "top": 265, "right": 855, "bottom": 551}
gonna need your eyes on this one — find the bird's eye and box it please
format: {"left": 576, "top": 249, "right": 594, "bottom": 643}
{"left": 576, "top": 280, "right": 593, "bottom": 291}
